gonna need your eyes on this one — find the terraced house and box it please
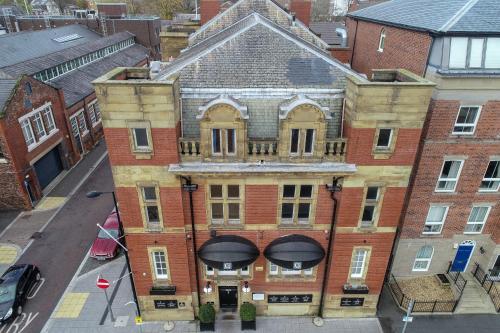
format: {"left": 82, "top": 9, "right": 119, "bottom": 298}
{"left": 347, "top": 0, "right": 500, "bottom": 313}
{"left": 93, "top": 0, "right": 435, "bottom": 321}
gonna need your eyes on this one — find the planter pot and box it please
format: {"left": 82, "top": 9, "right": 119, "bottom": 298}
{"left": 241, "top": 320, "right": 256, "bottom": 330}
{"left": 199, "top": 322, "right": 215, "bottom": 331}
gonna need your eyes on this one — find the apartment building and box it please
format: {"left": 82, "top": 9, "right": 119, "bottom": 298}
{"left": 347, "top": 0, "right": 500, "bottom": 312}
{"left": 0, "top": 25, "right": 148, "bottom": 210}
{"left": 93, "top": 0, "right": 435, "bottom": 321}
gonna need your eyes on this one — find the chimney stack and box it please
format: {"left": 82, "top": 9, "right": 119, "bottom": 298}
{"left": 200, "top": 0, "right": 221, "bottom": 25}
{"left": 290, "top": 0, "right": 312, "bottom": 27}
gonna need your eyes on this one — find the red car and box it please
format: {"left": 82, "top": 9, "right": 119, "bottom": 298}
{"left": 90, "top": 211, "right": 120, "bottom": 260}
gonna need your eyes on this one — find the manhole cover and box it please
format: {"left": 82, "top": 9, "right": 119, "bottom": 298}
{"left": 31, "top": 232, "right": 43, "bottom": 239}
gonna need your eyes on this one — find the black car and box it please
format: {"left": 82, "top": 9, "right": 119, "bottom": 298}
{"left": 0, "top": 264, "right": 41, "bottom": 322}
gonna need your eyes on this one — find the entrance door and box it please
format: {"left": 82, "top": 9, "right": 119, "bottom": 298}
{"left": 34, "top": 146, "right": 63, "bottom": 189}
{"left": 450, "top": 240, "right": 475, "bottom": 272}
{"left": 490, "top": 255, "right": 500, "bottom": 281}
{"left": 218, "top": 286, "right": 237, "bottom": 309}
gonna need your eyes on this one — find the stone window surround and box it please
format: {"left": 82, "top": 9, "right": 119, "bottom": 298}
{"left": 147, "top": 246, "right": 171, "bottom": 284}
{"left": 127, "top": 120, "right": 154, "bottom": 159}
{"left": 205, "top": 180, "right": 245, "bottom": 228}
{"left": 136, "top": 182, "right": 164, "bottom": 232}
{"left": 347, "top": 246, "right": 372, "bottom": 284}
{"left": 277, "top": 180, "right": 318, "bottom": 227}
{"left": 372, "top": 126, "right": 398, "bottom": 159}
{"left": 18, "top": 102, "right": 59, "bottom": 152}
{"left": 357, "top": 183, "right": 385, "bottom": 230}
{"left": 266, "top": 260, "right": 317, "bottom": 282}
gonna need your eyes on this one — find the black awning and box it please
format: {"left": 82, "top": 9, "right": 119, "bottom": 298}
{"left": 264, "top": 234, "right": 325, "bottom": 270}
{"left": 198, "top": 235, "right": 260, "bottom": 270}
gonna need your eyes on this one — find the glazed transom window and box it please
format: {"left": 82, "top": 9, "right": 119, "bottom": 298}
{"left": 280, "top": 184, "right": 313, "bottom": 225}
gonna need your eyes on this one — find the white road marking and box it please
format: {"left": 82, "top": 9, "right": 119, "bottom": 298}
{"left": 0, "top": 312, "right": 40, "bottom": 333}
{"left": 27, "top": 278, "right": 45, "bottom": 300}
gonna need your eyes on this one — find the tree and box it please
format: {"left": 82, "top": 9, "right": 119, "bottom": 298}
{"left": 153, "top": 0, "right": 183, "bottom": 19}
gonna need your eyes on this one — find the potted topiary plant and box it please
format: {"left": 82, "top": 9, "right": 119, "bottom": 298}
{"left": 240, "top": 302, "right": 256, "bottom": 330}
{"left": 198, "top": 303, "right": 216, "bottom": 331}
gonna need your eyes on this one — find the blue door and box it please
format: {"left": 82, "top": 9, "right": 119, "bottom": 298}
{"left": 450, "top": 243, "right": 474, "bottom": 272}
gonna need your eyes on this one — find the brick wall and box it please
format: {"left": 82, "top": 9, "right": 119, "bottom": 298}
{"left": 245, "top": 185, "right": 278, "bottom": 224}
{"left": 290, "top": 0, "right": 312, "bottom": 27}
{"left": 400, "top": 100, "right": 500, "bottom": 240}
{"left": 0, "top": 76, "right": 75, "bottom": 208}
{"left": 348, "top": 18, "right": 432, "bottom": 77}
{"left": 200, "top": 0, "right": 221, "bottom": 24}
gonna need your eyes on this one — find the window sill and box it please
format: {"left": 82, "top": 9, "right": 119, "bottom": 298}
{"left": 358, "top": 225, "right": 376, "bottom": 232}
{"left": 209, "top": 224, "right": 244, "bottom": 230}
{"left": 267, "top": 276, "right": 316, "bottom": 282}
{"left": 278, "top": 224, "right": 313, "bottom": 230}
{"left": 477, "top": 190, "right": 500, "bottom": 194}
{"left": 132, "top": 149, "right": 153, "bottom": 160}
{"left": 463, "top": 231, "right": 482, "bottom": 235}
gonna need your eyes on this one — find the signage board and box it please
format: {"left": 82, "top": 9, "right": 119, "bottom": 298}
{"left": 154, "top": 300, "right": 178, "bottom": 309}
{"left": 268, "top": 294, "right": 312, "bottom": 304}
{"left": 340, "top": 297, "right": 365, "bottom": 307}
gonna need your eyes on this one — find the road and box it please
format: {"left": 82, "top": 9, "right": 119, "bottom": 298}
{"left": 0, "top": 157, "right": 114, "bottom": 333}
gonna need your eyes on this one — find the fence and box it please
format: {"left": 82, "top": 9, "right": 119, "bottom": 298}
{"left": 446, "top": 262, "right": 468, "bottom": 295}
{"left": 472, "top": 262, "right": 500, "bottom": 312}
{"left": 388, "top": 274, "right": 458, "bottom": 313}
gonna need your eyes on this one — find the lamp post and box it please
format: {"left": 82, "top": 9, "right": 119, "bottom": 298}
{"left": 86, "top": 190, "right": 141, "bottom": 318}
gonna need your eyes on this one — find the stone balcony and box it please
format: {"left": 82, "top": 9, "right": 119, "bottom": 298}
{"left": 178, "top": 138, "right": 347, "bottom": 163}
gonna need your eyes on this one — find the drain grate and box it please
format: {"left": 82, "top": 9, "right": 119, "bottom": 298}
{"left": 31, "top": 232, "right": 43, "bottom": 239}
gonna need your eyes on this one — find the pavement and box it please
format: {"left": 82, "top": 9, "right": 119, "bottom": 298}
{"left": 377, "top": 283, "right": 500, "bottom": 333}
{"left": 0, "top": 141, "right": 116, "bottom": 333}
{"left": 43, "top": 254, "right": 383, "bottom": 333}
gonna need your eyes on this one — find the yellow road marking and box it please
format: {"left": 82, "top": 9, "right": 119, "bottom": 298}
{"left": 53, "top": 293, "right": 89, "bottom": 318}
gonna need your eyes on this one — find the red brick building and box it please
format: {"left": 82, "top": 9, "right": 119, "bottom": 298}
{"left": 94, "top": 0, "right": 434, "bottom": 321}
{"left": 348, "top": 0, "right": 500, "bottom": 313}
{"left": 0, "top": 25, "right": 148, "bottom": 210}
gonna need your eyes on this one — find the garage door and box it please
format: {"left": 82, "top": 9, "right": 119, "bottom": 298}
{"left": 34, "top": 146, "right": 63, "bottom": 189}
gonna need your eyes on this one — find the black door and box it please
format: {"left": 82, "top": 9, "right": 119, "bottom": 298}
{"left": 34, "top": 146, "right": 63, "bottom": 189}
{"left": 218, "top": 286, "right": 237, "bottom": 309}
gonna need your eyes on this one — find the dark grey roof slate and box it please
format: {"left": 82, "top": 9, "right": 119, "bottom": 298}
{"left": 0, "top": 79, "right": 17, "bottom": 115}
{"left": 51, "top": 44, "right": 148, "bottom": 107}
{"left": 348, "top": 0, "right": 500, "bottom": 34}
{"left": 1, "top": 31, "right": 135, "bottom": 78}
{"left": 309, "top": 22, "right": 345, "bottom": 46}
{"left": 0, "top": 25, "right": 101, "bottom": 68}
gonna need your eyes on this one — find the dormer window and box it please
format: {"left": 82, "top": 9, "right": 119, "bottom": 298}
{"left": 378, "top": 29, "right": 386, "bottom": 52}
{"left": 211, "top": 128, "right": 236, "bottom": 156}
{"left": 290, "top": 129, "right": 315, "bottom": 156}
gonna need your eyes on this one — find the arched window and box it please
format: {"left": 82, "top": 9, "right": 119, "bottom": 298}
{"left": 24, "top": 82, "right": 32, "bottom": 95}
{"left": 378, "top": 29, "right": 386, "bottom": 52}
{"left": 413, "top": 245, "right": 433, "bottom": 271}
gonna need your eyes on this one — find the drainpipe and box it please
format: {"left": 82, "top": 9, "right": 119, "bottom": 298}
{"left": 318, "top": 177, "right": 343, "bottom": 318}
{"left": 180, "top": 176, "right": 202, "bottom": 309}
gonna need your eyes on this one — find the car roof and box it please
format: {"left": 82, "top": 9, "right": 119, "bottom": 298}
{"left": 0, "top": 264, "right": 30, "bottom": 282}
{"left": 103, "top": 212, "right": 119, "bottom": 229}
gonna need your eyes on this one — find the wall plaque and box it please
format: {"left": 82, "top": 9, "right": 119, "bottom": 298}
{"left": 154, "top": 300, "right": 179, "bottom": 309}
{"left": 268, "top": 294, "right": 312, "bottom": 304}
{"left": 340, "top": 297, "right": 364, "bottom": 307}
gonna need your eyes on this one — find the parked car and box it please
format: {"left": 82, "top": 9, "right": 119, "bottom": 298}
{"left": 90, "top": 211, "right": 121, "bottom": 260}
{"left": 0, "top": 264, "right": 41, "bottom": 322}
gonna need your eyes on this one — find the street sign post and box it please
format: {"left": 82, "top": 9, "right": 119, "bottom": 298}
{"left": 401, "top": 299, "right": 414, "bottom": 333}
{"left": 97, "top": 276, "right": 115, "bottom": 322}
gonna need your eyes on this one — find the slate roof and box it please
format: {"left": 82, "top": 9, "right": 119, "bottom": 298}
{"left": 1, "top": 32, "right": 136, "bottom": 78}
{"left": 190, "top": 0, "right": 327, "bottom": 49}
{"left": 309, "top": 22, "right": 345, "bottom": 46}
{"left": 158, "top": 12, "right": 360, "bottom": 89}
{"left": 348, "top": 0, "right": 500, "bottom": 34}
{"left": 0, "top": 25, "right": 101, "bottom": 68}
{"left": 51, "top": 44, "right": 148, "bottom": 107}
{"left": 0, "top": 79, "right": 17, "bottom": 116}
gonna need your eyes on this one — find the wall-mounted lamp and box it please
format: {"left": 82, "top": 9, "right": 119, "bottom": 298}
{"left": 242, "top": 281, "right": 250, "bottom": 293}
{"left": 203, "top": 281, "right": 212, "bottom": 293}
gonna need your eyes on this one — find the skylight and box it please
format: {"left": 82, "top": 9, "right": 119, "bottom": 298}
{"left": 53, "top": 34, "right": 83, "bottom": 43}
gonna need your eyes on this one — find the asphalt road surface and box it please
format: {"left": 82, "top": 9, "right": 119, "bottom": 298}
{"left": 2, "top": 157, "right": 114, "bottom": 333}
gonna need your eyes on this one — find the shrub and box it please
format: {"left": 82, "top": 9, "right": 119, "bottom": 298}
{"left": 198, "top": 304, "right": 216, "bottom": 323}
{"left": 239, "top": 303, "right": 256, "bottom": 321}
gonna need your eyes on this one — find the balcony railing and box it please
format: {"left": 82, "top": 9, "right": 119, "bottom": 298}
{"left": 178, "top": 137, "right": 347, "bottom": 162}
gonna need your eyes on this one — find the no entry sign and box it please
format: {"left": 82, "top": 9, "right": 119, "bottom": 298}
{"left": 97, "top": 278, "right": 110, "bottom": 289}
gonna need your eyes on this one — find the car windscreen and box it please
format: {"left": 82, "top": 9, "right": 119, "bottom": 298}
{"left": 98, "top": 228, "right": 119, "bottom": 239}
{"left": 0, "top": 283, "right": 16, "bottom": 303}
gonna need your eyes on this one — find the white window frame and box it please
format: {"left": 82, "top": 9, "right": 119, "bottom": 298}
{"left": 479, "top": 160, "right": 500, "bottom": 192}
{"left": 452, "top": 106, "right": 481, "bottom": 135}
{"left": 152, "top": 251, "right": 168, "bottom": 280}
{"left": 75, "top": 110, "right": 88, "bottom": 136}
{"left": 20, "top": 119, "right": 35, "bottom": 148}
{"left": 378, "top": 29, "right": 386, "bottom": 52}
{"left": 32, "top": 112, "right": 46, "bottom": 138}
{"left": 211, "top": 128, "right": 222, "bottom": 156}
{"left": 449, "top": 37, "right": 468, "bottom": 68}
{"left": 376, "top": 128, "right": 393, "bottom": 149}
{"left": 350, "top": 249, "right": 367, "bottom": 278}
{"left": 289, "top": 128, "right": 300, "bottom": 155}
{"left": 422, "top": 205, "right": 449, "bottom": 235}
{"left": 412, "top": 246, "right": 434, "bottom": 272}
{"left": 225, "top": 128, "right": 236, "bottom": 156}
{"left": 464, "top": 205, "right": 491, "bottom": 234}
{"left": 88, "top": 101, "right": 101, "bottom": 127}
{"left": 268, "top": 261, "right": 313, "bottom": 277}
{"left": 435, "top": 159, "right": 464, "bottom": 193}
{"left": 303, "top": 129, "right": 315, "bottom": 155}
